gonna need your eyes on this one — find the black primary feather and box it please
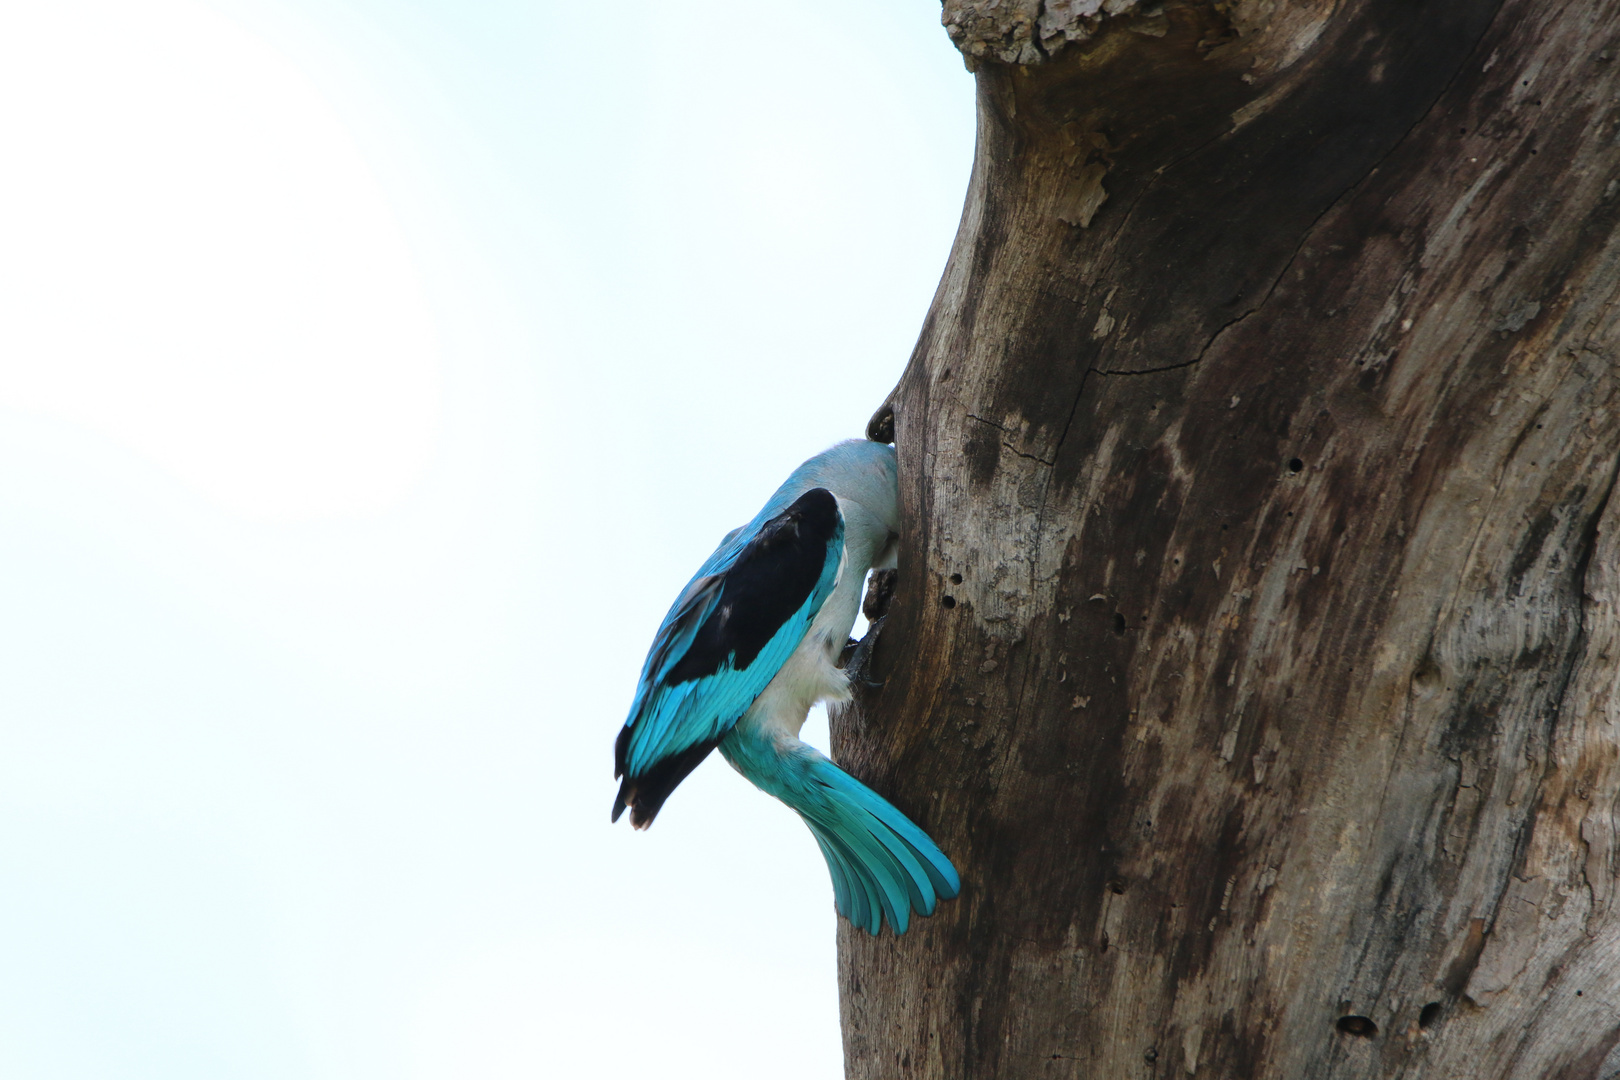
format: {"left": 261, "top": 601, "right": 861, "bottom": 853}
{"left": 612, "top": 736, "right": 721, "bottom": 829}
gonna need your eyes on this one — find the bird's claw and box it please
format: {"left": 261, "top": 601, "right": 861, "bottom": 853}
{"left": 845, "top": 615, "right": 887, "bottom": 688}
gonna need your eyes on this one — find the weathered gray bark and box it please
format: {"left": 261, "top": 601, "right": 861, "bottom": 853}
{"left": 831, "top": 1, "right": 1620, "bottom": 1076}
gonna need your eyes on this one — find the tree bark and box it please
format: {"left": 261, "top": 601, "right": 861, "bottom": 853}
{"left": 831, "top": 1, "right": 1620, "bottom": 1077}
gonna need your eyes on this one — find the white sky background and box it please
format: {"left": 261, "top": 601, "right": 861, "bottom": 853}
{"left": 0, "top": 1, "right": 973, "bottom": 1077}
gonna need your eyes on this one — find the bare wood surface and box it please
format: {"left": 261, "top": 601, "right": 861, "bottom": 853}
{"left": 832, "top": 1, "right": 1620, "bottom": 1076}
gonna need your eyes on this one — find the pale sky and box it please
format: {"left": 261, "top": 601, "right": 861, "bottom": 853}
{"left": 0, "top": 1, "right": 973, "bottom": 1076}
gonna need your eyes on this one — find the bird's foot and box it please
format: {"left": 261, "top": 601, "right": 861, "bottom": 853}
{"left": 837, "top": 568, "right": 897, "bottom": 685}
{"left": 845, "top": 615, "right": 887, "bottom": 689}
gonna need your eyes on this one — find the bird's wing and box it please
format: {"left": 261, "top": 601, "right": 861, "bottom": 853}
{"left": 614, "top": 488, "right": 844, "bottom": 827}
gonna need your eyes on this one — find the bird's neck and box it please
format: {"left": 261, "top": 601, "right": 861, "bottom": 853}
{"left": 836, "top": 497, "right": 892, "bottom": 574}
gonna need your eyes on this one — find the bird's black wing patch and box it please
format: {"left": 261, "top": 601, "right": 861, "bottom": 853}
{"left": 612, "top": 734, "right": 720, "bottom": 829}
{"left": 637, "top": 573, "right": 723, "bottom": 693}
{"left": 663, "top": 487, "right": 840, "bottom": 684}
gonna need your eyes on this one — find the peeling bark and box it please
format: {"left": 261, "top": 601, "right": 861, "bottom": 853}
{"left": 832, "top": 1, "right": 1620, "bottom": 1076}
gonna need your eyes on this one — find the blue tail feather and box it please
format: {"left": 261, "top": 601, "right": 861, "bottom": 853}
{"left": 811, "top": 823, "right": 882, "bottom": 932}
{"left": 834, "top": 770, "right": 960, "bottom": 904}
{"left": 807, "top": 816, "right": 906, "bottom": 933}
{"left": 809, "top": 832, "right": 857, "bottom": 922}
{"left": 720, "top": 725, "right": 960, "bottom": 936}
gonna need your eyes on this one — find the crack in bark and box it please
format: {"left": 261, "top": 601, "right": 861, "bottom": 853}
{"left": 968, "top": 412, "right": 1059, "bottom": 466}
{"left": 1047, "top": 365, "right": 1094, "bottom": 465}
{"left": 1091, "top": 353, "right": 1211, "bottom": 377}
{"left": 1030, "top": 0, "right": 1052, "bottom": 61}
{"left": 966, "top": 412, "right": 1010, "bottom": 433}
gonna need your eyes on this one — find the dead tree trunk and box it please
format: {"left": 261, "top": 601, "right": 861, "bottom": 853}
{"left": 831, "top": 1, "right": 1620, "bottom": 1077}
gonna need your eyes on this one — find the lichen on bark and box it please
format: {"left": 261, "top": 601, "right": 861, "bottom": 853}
{"left": 946, "top": 0, "right": 1233, "bottom": 67}
{"left": 940, "top": 0, "right": 1147, "bottom": 67}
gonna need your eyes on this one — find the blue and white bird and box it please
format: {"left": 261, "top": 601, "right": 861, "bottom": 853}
{"left": 613, "top": 439, "right": 959, "bottom": 935}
